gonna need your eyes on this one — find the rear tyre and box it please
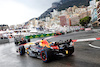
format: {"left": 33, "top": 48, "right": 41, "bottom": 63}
{"left": 67, "top": 47, "right": 74, "bottom": 56}
{"left": 40, "top": 49, "right": 53, "bottom": 62}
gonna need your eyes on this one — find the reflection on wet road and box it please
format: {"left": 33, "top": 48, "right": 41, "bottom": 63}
{"left": 0, "top": 31, "right": 100, "bottom": 67}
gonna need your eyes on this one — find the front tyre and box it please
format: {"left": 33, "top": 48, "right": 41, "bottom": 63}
{"left": 19, "top": 46, "right": 25, "bottom": 55}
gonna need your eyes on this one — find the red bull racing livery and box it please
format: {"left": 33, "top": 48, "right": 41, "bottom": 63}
{"left": 17, "top": 39, "right": 74, "bottom": 63}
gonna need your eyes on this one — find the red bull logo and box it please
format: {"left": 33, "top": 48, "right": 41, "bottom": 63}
{"left": 40, "top": 40, "right": 51, "bottom": 48}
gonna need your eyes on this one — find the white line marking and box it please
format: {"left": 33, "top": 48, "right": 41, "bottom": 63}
{"left": 89, "top": 44, "right": 100, "bottom": 49}
{"left": 77, "top": 38, "right": 97, "bottom": 42}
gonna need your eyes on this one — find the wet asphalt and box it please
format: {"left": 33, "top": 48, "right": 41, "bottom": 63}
{"left": 0, "top": 30, "right": 100, "bottom": 67}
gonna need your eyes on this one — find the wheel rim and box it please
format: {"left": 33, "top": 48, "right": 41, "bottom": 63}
{"left": 41, "top": 51, "right": 47, "bottom": 61}
{"left": 42, "top": 53, "right": 46, "bottom": 60}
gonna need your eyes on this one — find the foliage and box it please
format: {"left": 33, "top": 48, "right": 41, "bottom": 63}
{"left": 79, "top": 16, "right": 91, "bottom": 27}
{"left": 96, "top": 0, "right": 99, "bottom": 2}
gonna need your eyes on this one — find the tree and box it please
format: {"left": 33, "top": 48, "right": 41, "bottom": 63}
{"left": 96, "top": 0, "right": 99, "bottom": 2}
{"left": 79, "top": 16, "right": 91, "bottom": 27}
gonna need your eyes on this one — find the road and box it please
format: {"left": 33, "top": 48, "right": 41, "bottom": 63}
{"left": 0, "top": 31, "right": 100, "bottom": 67}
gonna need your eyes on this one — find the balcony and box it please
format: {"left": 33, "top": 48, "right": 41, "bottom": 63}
{"left": 97, "top": 2, "right": 100, "bottom": 9}
{"left": 97, "top": 6, "right": 100, "bottom": 12}
{"left": 97, "top": 12, "right": 100, "bottom": 15}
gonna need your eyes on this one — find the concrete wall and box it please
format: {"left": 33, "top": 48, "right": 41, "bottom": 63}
{"left": 9, "top": 38, "right": 14, "bottom": 43}
{"left": 0, "top": 39, "right": 9, "bottom": 44}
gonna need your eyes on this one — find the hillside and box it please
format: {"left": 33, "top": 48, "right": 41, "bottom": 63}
{"left": 57, "top": 0, "right": 89, "bottom": 11}
{"left": 39, "top": 0, "right": 90, "bottom": 19}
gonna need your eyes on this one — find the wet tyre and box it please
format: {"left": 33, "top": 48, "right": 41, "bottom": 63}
{"left": 67, "top": 47, "right": 74, "bottom": 56}
{"left": 40, "top": 49, "right": 53, "bottom": 62}
{"left": 19, "top": 46, "right": 25, "bottom": 55}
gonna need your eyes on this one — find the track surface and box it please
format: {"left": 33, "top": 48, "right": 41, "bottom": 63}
{"left": 0, "top": 31, "right": 100, "bottom": 67}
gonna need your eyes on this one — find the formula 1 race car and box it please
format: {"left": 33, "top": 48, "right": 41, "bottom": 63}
{"left": 17, "top": 39, "right": 74, "bottom": 62}
{"left": 14, "top": 36, "right": 30, "bottom": 46}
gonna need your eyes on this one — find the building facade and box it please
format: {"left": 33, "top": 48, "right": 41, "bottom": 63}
{"left": 97, "top": 1, "right": 100, "bottom": 22}
{"left": 0, "top": 24, "right": 9, "bottom": 31}
{"left": 91, "top": 8, "right": 98, "bottom": 22}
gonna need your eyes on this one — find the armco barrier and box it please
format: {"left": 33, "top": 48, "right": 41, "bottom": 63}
{"left": 25, "top": 33, "right": 55, "bottom": 39}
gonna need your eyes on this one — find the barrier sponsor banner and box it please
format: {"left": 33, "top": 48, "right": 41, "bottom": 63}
{"left": 25, "top": 33, "right": 55, "bottom": 39}
{"left": 40, "top": 34, "right": 45, "bottom": 37}
{"left": 35, "top": 35, "right": 39, "bottom": 38}
{"left": 29, "top": 36, "right": 34, "bottom": 39}
{"left": 46, "top": 34, "right": 50, "bottom": 37}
